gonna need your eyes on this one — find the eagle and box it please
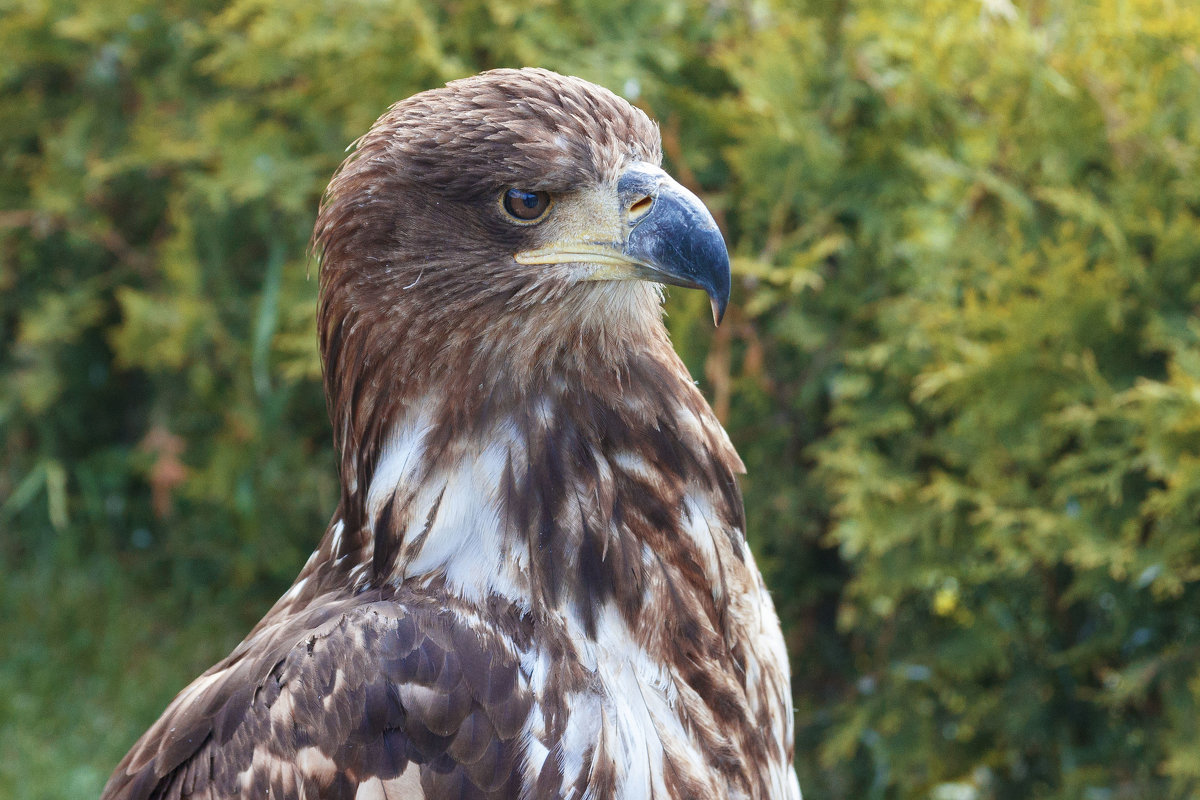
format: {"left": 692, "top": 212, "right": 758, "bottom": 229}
{"left": 103, "top": 68, "right": 800, "bottom": 800}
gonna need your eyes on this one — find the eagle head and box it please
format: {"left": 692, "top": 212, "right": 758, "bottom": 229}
{"left": 313, "top": 68, "right": 731, "bottom": 529}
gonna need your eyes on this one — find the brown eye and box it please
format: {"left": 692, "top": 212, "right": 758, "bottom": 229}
{"left": 502, "top": 189, "right": 552, "bottom": 223}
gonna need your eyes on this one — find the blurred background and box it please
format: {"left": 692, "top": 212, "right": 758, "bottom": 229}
{"left": 3, "top": 0, "right": 1199, "bottom": 797}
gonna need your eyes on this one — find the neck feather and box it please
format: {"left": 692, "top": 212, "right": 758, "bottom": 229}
{"left": 314, "top": 308, "right": 746, "bottom": 635}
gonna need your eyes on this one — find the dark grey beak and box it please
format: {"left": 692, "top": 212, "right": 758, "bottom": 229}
{"left": 619, "top": 165, "right": 731, "bottom": 325}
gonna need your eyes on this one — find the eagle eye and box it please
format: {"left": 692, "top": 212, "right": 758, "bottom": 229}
{"left": 502, "top": 189, "right": 552, "bottom": 223}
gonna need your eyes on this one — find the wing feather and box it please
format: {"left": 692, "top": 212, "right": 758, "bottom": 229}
{"left": 102, "top": 591, "right": 532, "bottom": 800}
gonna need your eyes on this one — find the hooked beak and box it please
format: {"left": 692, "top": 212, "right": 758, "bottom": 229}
{"left": 514, "top": 163, "right": 732, "bottom": 325}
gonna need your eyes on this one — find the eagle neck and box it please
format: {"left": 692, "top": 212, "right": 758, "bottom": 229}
{"left": 346, "top": 338, "right": 746, "bottom": 634}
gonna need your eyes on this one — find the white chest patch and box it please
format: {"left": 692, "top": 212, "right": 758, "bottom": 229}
{"left": 366, "top": 416, "right": 532, "bottom": 608}
{"left": 520, "top": 601, "right": 725, "bottom": 800}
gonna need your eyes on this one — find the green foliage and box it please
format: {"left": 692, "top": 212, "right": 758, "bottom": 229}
{"left": 2, "top": 1, "right": 1199, "bottom": 797}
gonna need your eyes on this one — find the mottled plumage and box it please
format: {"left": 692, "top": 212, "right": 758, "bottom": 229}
{"left": 104, "top": 68, "right": 800, "bottom": 800}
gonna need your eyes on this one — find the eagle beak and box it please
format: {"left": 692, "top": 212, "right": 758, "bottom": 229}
{"left": 619, "top": 165, "right": 731, "bottom": 326}
{"left": 513, "top": 165, "right": 732, "bottom": 326}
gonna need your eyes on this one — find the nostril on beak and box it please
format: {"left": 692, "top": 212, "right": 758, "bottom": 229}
{"left": 628, "top": 195, "right": 654, "bottom": 222}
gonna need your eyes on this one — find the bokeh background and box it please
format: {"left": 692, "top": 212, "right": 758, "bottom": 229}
{"left": 3, "top": 0, "right": 1200, "bottom": 797}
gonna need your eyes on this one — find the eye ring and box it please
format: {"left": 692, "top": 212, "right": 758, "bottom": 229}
{"left": 501, "top": 189, "right": 553, "bottom": 224}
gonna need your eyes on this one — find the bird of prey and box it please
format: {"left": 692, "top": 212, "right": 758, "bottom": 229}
{"left": 103, "top": 68, "right": 800, "bottom": 800}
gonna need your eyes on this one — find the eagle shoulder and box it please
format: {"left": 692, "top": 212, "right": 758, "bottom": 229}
{"left": 101, "top": 589, "right": 533, "bottom": 800}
